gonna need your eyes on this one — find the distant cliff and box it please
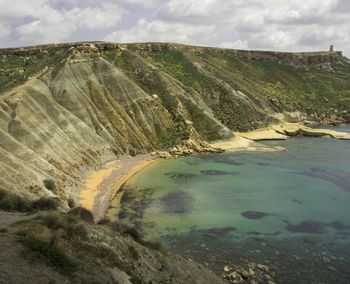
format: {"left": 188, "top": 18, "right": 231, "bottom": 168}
{"left": 1, "top": 42, "right": 349, "bottom": 204}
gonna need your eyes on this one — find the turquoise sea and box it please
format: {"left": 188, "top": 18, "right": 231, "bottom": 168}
{"left": 113, "top": 125, "right": 350, "bottom": 283}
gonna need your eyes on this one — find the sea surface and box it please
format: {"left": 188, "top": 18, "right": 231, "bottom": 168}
{"left": 113, "top": 125, "right": 350, "bottom": 283}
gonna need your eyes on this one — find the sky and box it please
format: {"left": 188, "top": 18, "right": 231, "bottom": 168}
{"left": 0, "top": 0, "right": 349, "bottom": 56}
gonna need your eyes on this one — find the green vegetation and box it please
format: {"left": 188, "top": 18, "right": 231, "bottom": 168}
{"left": 0, "top": 48, "right": 67, "bottom": 93}
{"left": 14, "top": 210, "right": 164, "bottom": 282}
{"left": 67, "top": 198, "right": 75, "bottom": 209}
{"left": 0, "top": 228, "right": 8, "bottom": 233}
{"left": 68, "top": 207, "right": 94, "bottom": 222}
{"left": 108, "top": 220, "right": 163, "bottom": 251}
{"left": 103, "top": 49, "right": 191, "bottom": 146}
{"left": 18, "top": 212, "right": 87, "bottom": 275}
{"left": 182, "top": 99, "right": 222, "bottom": 140}
{"left": 0, "top": 190, "right": 32, "bottom": 212}
{"left": 20, "top": 234, "right": 78, "bottom": 275}
{"left": 31, "top": 197, "right": 60, "bottom": 211}
{"left": 200, "top": 50, "right": 350, "bottom": 115}
{"left": 0, "top": 190, "right": 60, "bottom": 212}
{"left": 139, "top": 46, "right": 218, "bottom": 92}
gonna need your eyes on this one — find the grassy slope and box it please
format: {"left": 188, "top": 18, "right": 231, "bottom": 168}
{"left": 0, "top": 48, "right": 67, "bottom": 93}
{"left": 100, "top": 44, "right": 350, "bottom": 132}
{"left": 2, "top": 43, "right": 350, "bottom": 132}
{"left": 133, "top": 46, "right": 350, "bottom": 115}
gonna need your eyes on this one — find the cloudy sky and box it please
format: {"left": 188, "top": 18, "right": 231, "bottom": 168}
{"left": 0, "top": 0, "right": 349, "bottom": 56}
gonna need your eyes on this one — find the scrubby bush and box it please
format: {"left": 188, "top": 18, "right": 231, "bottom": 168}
{"left": 0, "top": 228, "right": 8, "bottom": 233}
{"left": 43, "top": 179, "right": 56, "bottom": 193}
{"left": 65, "top": 223, "right": 88, "bottom": 241}
{"left": 68, "top": 207, "right": 94, "bottom": 223}
{"left": 109, "top": 221, "right": 129, "bottom": 233}
{"left": 123, "top": 227, "right": 142, "bottom": 242}
{"left": 128, "top": 146, "right": 137, "bottom": 157}
{"left": 141, "top": 240, "right": 163, "bottom": 251}
{"left": 0, "top": 190, "right": 60, "bottom": 212}
{"left": 38, "top": 212, "right": 88, "bottom": 241}
{"left": 39, "top": 212, "right": 66, "bottom": 230}
{"left": 109, "top": 221, "right": 142, "bottom": 241}
{"left": 31, "top": 197, "right": 60, "bottom": 211}
{"left": 0, "top": 190, "right": 31, "bottom": 212}
{"left": 108, "top": 221, "right": 162, "bottom": 251}
{"left": 128, "top": 245, "right": 140, "bottom": 260}
{"left": 67, "top": 198, "right": 76, "bottom": 209}
{"left": 97, "top": 218, "right": 111, "bottom": 225}
{"left": 20, "top": 234, "right": 77, "bottom": 275}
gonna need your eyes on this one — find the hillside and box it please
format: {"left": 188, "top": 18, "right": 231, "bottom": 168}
{"left": 1, "top": 41, "right": 350, "bottom": 206}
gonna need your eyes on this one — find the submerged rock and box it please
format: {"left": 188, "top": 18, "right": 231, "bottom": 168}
{"left": 286, "top": 220, "right": 325, "bottom": 234}
{"left": 241, "top": 211, "right": 270, "bottom": 220}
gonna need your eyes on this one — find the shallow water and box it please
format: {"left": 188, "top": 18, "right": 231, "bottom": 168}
{"left": 112, "top": 125, "right": 350, "bottom": 283}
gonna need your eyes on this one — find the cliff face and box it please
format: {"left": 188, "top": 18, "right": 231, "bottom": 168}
{"left": 1, "top": 42, "right": 349, "bottom": 203}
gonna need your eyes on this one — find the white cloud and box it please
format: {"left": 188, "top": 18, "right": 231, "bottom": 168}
{"left": 0, "top": 0, "right": 124, "bottom": 45}
{"left": 105, "top": 19, "right": 215, "bottom": 44}
{"left": 0, "top": 23, "right": 10, "bottom": 39}
{"left": 0, "top": 0, "right": 349, "bottom": 56}
{"left": 16, "top": 3, "right": 123, "bottom": 44}
{"left": 220, "top": 40, "right": 249, "bottom": 50}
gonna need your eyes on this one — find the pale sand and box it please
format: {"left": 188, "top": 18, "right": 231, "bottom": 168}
{"left": 239, "top": 129, "right": 288, "bottom": 141}
{"left": 79, "top": 154, "right": 157, "bottom": 222}
{"left": 211, "top": 134, "right": 286, "bottom": 152}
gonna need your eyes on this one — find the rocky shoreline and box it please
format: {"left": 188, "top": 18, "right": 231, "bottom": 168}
{"left": 239, "top": 123, "right": 350, "bottom": 141}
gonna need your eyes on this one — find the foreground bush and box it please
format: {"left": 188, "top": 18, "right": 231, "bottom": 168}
{"left": 20, "top": 233, "right": 78, "bottom": 275}
{"left": 31, "top": 197, "right": 60, "bottom": 211}
{"left": 0, "top": 190, "right": 32, "bottom": 212}
{"left": 0, "top": 190, "right": 60, "bottom": 212}
{"left": 108, "top": 221, "right": 163, "bottom": 251}
{"left": 43, "top": 179, "right": 56, "bottom": 193}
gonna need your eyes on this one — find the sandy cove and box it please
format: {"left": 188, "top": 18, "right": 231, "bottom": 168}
{"left": 79, "top": 123, "right": 349, "bottom": 222}
{"left": 79, "top": 154, "right": 157, "bottom": 222}
{"left": 79, "top": 136, "right": 285, "bottom": 222}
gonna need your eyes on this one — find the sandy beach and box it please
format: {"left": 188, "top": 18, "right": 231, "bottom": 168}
{"left": 79, "top": 123, "right": 350, "bottom": 223}
{"left": 210, "top": 134, "right": 286, "bottom": 152}
{"left": 79, "top": 154, "right": 157, "bottom": 222}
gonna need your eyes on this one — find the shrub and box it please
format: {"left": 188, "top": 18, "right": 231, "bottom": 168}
{"left": 81, "top": 243, "right": 122, "bottom": 267}
{"left": 141, "top": 240, "right": 163, "bottom": 251}
{"left": 67, "top": 198, "right": 75, "bottom": 209}
{"left": 0, "top": 190, "right": 7, "bottom": 200}
{"left": 128, "top": 147, "right": 137, "bottom": 157}
{"left": 39, "top": 212, "right": 66, "bottom": 230}
{"left": 0, "top": 228, "right": 8, "bottom": 233}
{"left": 20, "top": 234, "right": 77, "bottom": 275}
{"left": 123, "top": 227, "right": 142, "bottom": 242}
{"left": 38, "top": 212, "right": 88, "bottom": 242}
{"left": 129, "top": 272, "right": 143, "bottom": 284}
{"left": 109, "top": 221, "right": 129, "bottom": 233}
{"left": 31, "top": 198, "right": 60, "bottom": 211}
{"left": 68, "top": 207, "right": 94, "bottom": 223}
{"left": 109, "top": 221, "right": 143, "bottom": 242}
{"left": 97, "top": 218, "right": 111, "bottom": 225}
{"left": 128, "top": 245, "right": 139, "bottom": 260}
{"left": 43, "top": 179, "right": 56, "bottom": 193}
{"left": 108, "top": 221, "right": 162, "bottom": 250}
{"left": 65, "top": 223, "right": 88, "bottom": 241}
{"left": 0, "top": 191, "right": 31, "bottom": 212}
